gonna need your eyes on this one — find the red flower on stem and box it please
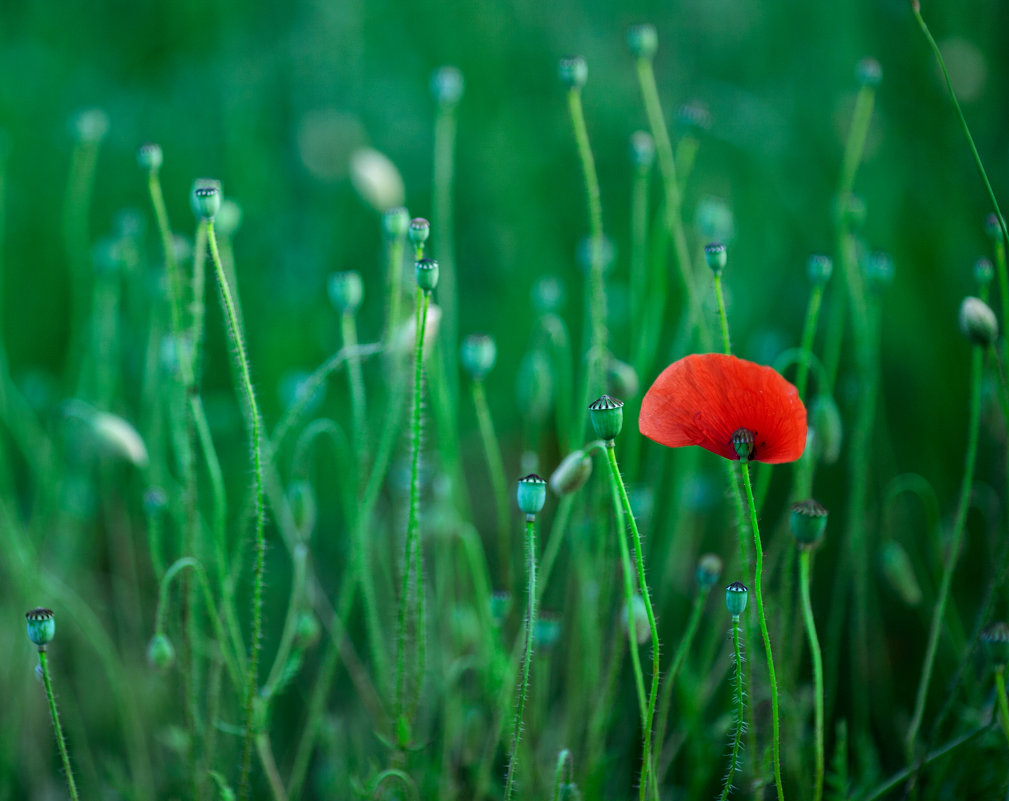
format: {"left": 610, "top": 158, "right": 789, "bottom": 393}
{"left": 639, "top": 353, "right": 807, "bottom": 463}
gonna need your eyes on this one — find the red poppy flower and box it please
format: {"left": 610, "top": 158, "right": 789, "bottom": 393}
{"left": 639, "top": 353, "right": 807, "bottom": 463}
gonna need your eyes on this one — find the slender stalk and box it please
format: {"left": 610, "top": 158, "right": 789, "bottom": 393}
{"left": 503, "top": 517, "right": 538, "bottom": 801}
{"left": 719, "top": 615, "right": 745, "bottom": 801}
{"left": 713, "top": 272, "right": 732, "bottom": 355}
{"left": 795, "top": 284, "right": 825, "bottom": 404}
{"left": 551, "top": 749, "right": 574, "bottom": 801}
{"left": 605, "top": 443, "right": 660, "bottom": 801}
{"left": 471, "top": 378, "right": 511, "bottom": 588}
{"left": 395, "top": 287, "right": 430, "bottom": 742}
{"left": 341, "top": 309, "right": 367, "bottom": 457}
{"left": 207, "top": 218, "right": 266, "bottom": 801}
{"left": 905, "top": 344, "right": 983, "bottom": 759}
{"left": 799, "top": 549, "right": 825, "bottom": 801}
{"left": 739, "top": 459, "right": 784, "bottom": 801}
{"left": 566, "top": 86, "right": 607, "bottom": 439}
{"left": 995, "top": 667, "right": 1009, "bottom": 748}
{"left": 432, "top": 87, "right": 460, "bottom": 415}
{"left": 385, "top": 234, "right": 406, "bottom": 342}
{"left": 611, "top": 480, "right": 648, "bottom": 722}
{"left": 38, "top": 650, "right": 80, "bottom": 801}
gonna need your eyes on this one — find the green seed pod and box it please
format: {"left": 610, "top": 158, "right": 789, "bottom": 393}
{"left": 534, "top": 614, "right": 562, "bottom": 649}
{"left": 607, "top": 358, "right": 639, "bottom": 400}
{"left": 137, "top": 142, "right": 163, "bottom": 172}
{"left": 856, "top": 57, "right": 882, "bottom": 88}
{"left": 879, "top": 541, "right": 922, "bottom": 607}
{"left": 549, "top": 449, "right": 593, "bottom": 496}
{"left": 959, "top": 296, "right": 998, "bottom": 346}
{"left": 147, "top": 634, "right": 176, "bottom": 671}
{"left": 980, "top": 622, "right": 1009, "bottom": 667}
{"left": 408, "top": 217, "right": 430, "bottom": 248}
{"left": 704, "top": 242, "right": 727, "bottom": 274}
{"left": 696, "top": 553, "right": 723, "bottom": 590}
{"left": 627, "top": 24, "right": 658, "bottom": 59}
{"left": 985, "top": 213, "right": 1004, "bottom": 242}
{"left": 676, "top": 102, "right": 711, "bottom": 133}
{"left": 25, "top": 608, "right": 55, "bottom": 648}
{"left": 810, "top": 395, "right": 843, "bottom": 465}
{"left": 725, "top": 582, "right": 748, "bottom": 617}
{"left": 294, "top": 610, "right": 322, "bottom": 649}
{"left": 431, "top": 65, "right": 464, "bottom": 107}
{"left": 974, "top": 258, "right": 994, "bottom": 289}
{"left": 490, "top": 591, "right": 512, "bottom": 626}
{"left": 460, "top": 334, "right": 497, "bottom": 380}
{"left": 630, "top": 131, "right": 655, "bottom": 170}
{"left": 589, "top": 395, "right": 624, "bottom": 441}
{"left": 328, "top": 271, "right": 364, "bottom": 314}
{"left": 864, "top": 251, "right": 895, "bottom": 292}
{"left": 790, "top": 499, "right": 828, "bottom": 548}
{"left": 622, "top": 595, "right": 650, "bottom": 646}
{"left": 415, "top": 258, "right": 439, "bottom": 292}
{"left": 383, "top": 207, "right": 410, "bottom": 240}
{"left": 558, "top": 56, "right": 588, "bottom": 89}
{"left": 731, "top": 428, "right": 754, "bottom": 459}
{"left": 517, "top": 474, "right": 547, "bottom": 517}
{"left": 191, "top": 178, "right": 222, "bottom": 220}
{"left": 807, "top": 254, "right": 833, "bottom": 286}
{"left": 73, "top": 108, "right": 109, "bottom": 144}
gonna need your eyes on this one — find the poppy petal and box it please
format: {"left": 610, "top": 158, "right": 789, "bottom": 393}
{"left": 639, "top": 353, "right": 807, "bottom": 464}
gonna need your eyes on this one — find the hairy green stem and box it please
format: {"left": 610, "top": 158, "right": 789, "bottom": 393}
{"left": 799, "top": 549, "right": 825, "bottom": 801}
{"left": 611, "top": 479, "right": 648, "bottom": 722}
{"left": 38, "top": 650, "right": 80, "bottom": 801}
{"left": 719, "top": 615, "right": 745, "bottom": 801}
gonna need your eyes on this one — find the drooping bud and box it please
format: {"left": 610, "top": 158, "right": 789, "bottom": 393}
{"left": 807, "top": 254, "right": 833, "bottom": 286}
{"left": 415, "top": 258, "right": 439, "bottom": 292}
{"left": 328, "top": 271, "right": 364, "bottom": 314}
{"left": 959, "top": 296, "right": 998, "bottom": 346}
{"left": 517, "top": 474, "right": 547, "bottom": 518}
{"left": 558, "top": 56, "right": 588, "bottom": 90}
{"left": 790, "top": 499, "right": 828, "bottom": 548}
{"left": 147, "top": 634, "right": 176, "bottom": 671}
{"left": 627, "top": 24, "right": 658, "bottom": 59}
{"left": 696, "top": 553, "right": 723, "bottom": 590}
{"left": 460, "top": 334, "right": 497, "bottom": 380}
{"left": 864, "top": 251, "right": 895, "bottom": 292}
{"left": 704, "top": 242, "right": 727, "bottom": 274}
{"left": 137, "top": 142, "right": 163, "bottom": 172}
{"left": 725, "top": 582, "right": 748, "bottom": 617}
{"left": 549, "top": 449, "right": 593, "bottom": 496}
{"left": 26, "top": 608, "right": 55, "bottom": 648}
{"left": 589, "top": 395, "right": 624, "bottom": 441}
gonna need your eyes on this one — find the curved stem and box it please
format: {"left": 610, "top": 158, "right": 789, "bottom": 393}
{"left": 719, "top": 615, "right": 745, "bottom": 801}
{"left": 799, "top": 549, "right": 825, "bottom": 801}
{"left": 38, "top": 650, "right": 80, "bottom": 801}
{"left": 551, "top": 749, "right": 574, "bottom": 801}
{"left": 740, "top": 459, "right": 784, "bottom": 801}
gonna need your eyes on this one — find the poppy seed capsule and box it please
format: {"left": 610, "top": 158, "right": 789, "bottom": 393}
{"left": 627, "top": 24, "right": 658, "bottom": 59}
{"left": 517, "top": 474, "right": 547, "bottom": 518}
{"left": 589, "top": 394, "right": 624, "bottom": 441}
{"left": 431, "top": 65, "right": 464, "bottom": 107}
{"left": 191, "top": 179, "right": 222, "bottom": 219}
{"left": 807, "top": 254, "right": 833, "bottom": 286}
{"left": 328, "top": 271, "right": 364, "bottom": 314}
{"left": 383, "top": 207, "right": 410, "bottom": 240}
{"left": 974, "top": 259, "right": 994, "bottom": 289}
{"left": 146, "top": 634, "right": 176, "bottom": 671}
{"left": 696, "top": 553, "right": 723, "bottom": 590}
{"left": 408, "top": 217, "right": 430, "bottom": 247}
{"left": 559, "top": 56, "right": 588, "bottom": 89}
{"left": 705, "top": 242, "right": 727, "bottom": 274}
{"left": 959, "top": 296, "right": 998, "bottom": 346}
{"left": 549, "top": 449, "right": 593, "bottom": 496}
{"left": 985, "top": 213, "right": 1004, "bottom": 242}
{"left": 791, "top": 499, "right": 828, "bottom": 548}
{"left": 460, "top": 334, "right": 497, "bottom": 380}
{"left": 980, "top": 622, "right": 1009, "bottom": 666}
{"left": 725, "top": 582, "right": 748, "bottom": 617}
{"left": 137, "top": 142, "right": 163, "bottom": 172}
{"left": 864, "top": 251, "right": 895, "bottom": 291}
{"left": 415, "top": 258, "right": 439, "bottom": 292}
{"left": 856, "top": 57, "right": 883, "bottom": 88}
{"left": 25, "top": 608, "right": 55, "bottom": 648}
{"left": 731, "top": 428, "right": 755, "bottom": 459}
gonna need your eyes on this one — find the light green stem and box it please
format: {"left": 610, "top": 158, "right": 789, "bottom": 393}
{"left": 719, "top": 615, "right": 745, "bottom": 801}
{"left": 551, "top": 749, "right": 574, "bottom": 801}
{"left": 740, "top": 459, "right": 784, "bottom": 801}
{"left": 38, "top": 650, "right": 80, "bottom": 801}
{"left": 795, "top": 285, "right": 824, "bottom": 404}
{"left": 471, "top": 379, "right": 511, "bottom": 588}
{"left": 611, "top": 479, "right": 648, "bottom": 722}
{"left": 341, "top": 310, "right": 367, "bottom": 457}
{"left": 905, "top": 345, "right": 983, "bottom": 759}
{"left": 995, "top": 668, "right": 1009, "bottom": 749}
{"left": 799, "top": 549, "right": 825, "bottom": 801}
{"left": 713, "top": 272, "right": 731, "bottom": 355}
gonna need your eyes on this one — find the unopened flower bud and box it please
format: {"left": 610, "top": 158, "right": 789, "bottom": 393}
{"left": 26, "top": 608, "right": 55, "bottom": 648}
{"left": 137, "top": 142, "right": 163, "bottom": 172}
{"left": 517, "top": 474, "right": 547, "bottom": 518}
{"left": 959, "top": 296, "right": 998, "bottom": 346}
{"left": 696, "top": 553, "right": 723, "bottom": 590}
{"left": 627, "top": 24, "right": 658, "bottom": 59}
{"left": 807, "top": 254, "right": 833, "bottom": 286}
{"left": 622, "top": 595, "right": 650, "bottom": 645}
{"left": 431, "top": 66, "right": 464, "bottom": 107}
{"left": 549, "top": 450, "right": 593, "bottom": 496}
{"left": 985, "top": 213, "right": 1004, "bottom": 242}
{"left": 328, "top": 271, "right": 364, "bottom": 314}
{"left": 415, "top": 258, "right": 439, "bottom": 292}
{"left": 559, "top": 56, "right": 588, "bottom": 89}
{"left": 725, "top": 582, "right": 748, "bottom": 617}
{"left": 147, "top": 634, "right": 176, "bottom": 671}
{"left": 589, "top": 395, "right": 624, "bottom": 441}
{"left": 705, "top": 242, "right": 727, "bottom": 274}
{"left": 215, "top": 199, "right": 243, "bottom": 237}
{"left": 350, "top": 148, "right": 405, "bottom": 212}
{"left": 790, "top": 499, "right": 828, "bottom": 548}
{"left": 856, "top": 57, "right": 882, "bottom": 88}
{"left": 460, "top": 334, "right": 497, "bottom": 380}
{"left": 294, "top": 611, "right": 322, "bottom": 648}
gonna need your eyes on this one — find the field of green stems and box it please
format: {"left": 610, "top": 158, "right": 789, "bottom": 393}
{"left": 4, "top": 0, "right": 1009, "bottom": 799}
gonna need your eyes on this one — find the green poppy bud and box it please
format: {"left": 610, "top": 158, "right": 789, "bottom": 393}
{"left": 981, "top": 622, "right": 1009, "bottom": 667}
{"left": 856, "top": 57, "right": 882, "bottom": 88}
{"left": 864, "top": 251, "right": 895, "bottom": 292}
{"left": 959, "top": 296, "right": 998, "bottom": 346}
{"left": 589, "top": 395, "right": 624, "bottom": 441}
{"left": 294, "top": 611, "right": 322, "bottom": 649}
{"left": 191, "top": 178, "right": 222, "bottom": 220}
{"left": 807, "top": 254, "right": 833, "bottom": 286}
{"left": 559, "top": 56, "right": 588, "bottom": 89}
{"left": 517, "top": 474, "right": 547, "bottom": 518}
{"left": 137, "top": 142, "right": 163, "bottom": 172}
{"left": 460, "top": 334, "right": 497, "bottom": 380}
{"left": 147, "top": 634, "right": 176, "bottom": 671}
{"left": 383, "top": 207, "right": 410, "bottom": 240}
{"left": 415, "top": 258, "right": 439, "bottom": 293}
{"left": 26, "top": 608, "right": 55, "bottom": 648}
{"left": 985, "top": 213, "right": 1004, "bottom": 242}
{"left": 704, "top": 242, "right": 727, "bottom": 274}
{"left": 790, "top": 499, "right": 828, "bottom": 548}
{"left": 696, "top": 553, "right": 723, "bottom": 590}
{"left": 627, "top": 24, "right": 658, "bottom": 59}
{"left": 549, "top": 449, "right": 593, "bottom": 496}
{"left": 328, "top": 271, "right": 364, "bottom": 314}
{"left": 431, "top": 66, "right": 464, "bottom": 107}
{"left": 974, "top": 258, "right": 994, "bottom": 289}
{"left": 408, "top": 217, "right": 430, "bottom": 248}
{"left": 73, "top": 108, "right": 109, "bottom": 144}
{"left": 676, "top": 102, "right": 711, "bottom": 133}
{"left": 622, "top": 595, "right": 650, "bottom": 646}
{"left": 725, "top": 582, "right": 748, "bottom": 617}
